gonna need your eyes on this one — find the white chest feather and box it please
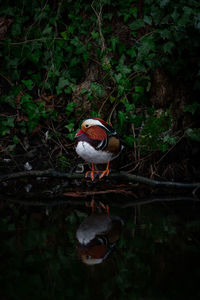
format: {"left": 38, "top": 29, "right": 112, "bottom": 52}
{"left": 76, "top": 141, "right": 113, "bottom": 164}
{"left": 76, "top": 215, "right": 112, "bottom": 245}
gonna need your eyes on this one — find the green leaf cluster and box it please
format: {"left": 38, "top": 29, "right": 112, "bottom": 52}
{"left": 0, "top": 0, "right": 199, "bottom": 153}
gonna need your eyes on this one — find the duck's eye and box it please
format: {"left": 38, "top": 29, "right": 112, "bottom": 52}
{"left": 86, "top": 255, "right": 91, "bottom": 259}
{"left": 85, "top": 124, "right": 89, "bottom": 128}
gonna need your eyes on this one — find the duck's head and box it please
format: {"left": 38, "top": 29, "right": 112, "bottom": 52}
{"left": 75, "top": 118, "right": 115, "bottom": 139}
{"left": 76, "top": 241, "right": 110, "bottom": 265}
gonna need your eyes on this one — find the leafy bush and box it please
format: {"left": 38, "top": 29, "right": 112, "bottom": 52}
{"left": 0, "top": 0, "right": 199, "bottom": 157}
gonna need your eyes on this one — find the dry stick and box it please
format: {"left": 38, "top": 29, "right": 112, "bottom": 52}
{"left": 0, "top": 169, "right": 200, "bottom": 190}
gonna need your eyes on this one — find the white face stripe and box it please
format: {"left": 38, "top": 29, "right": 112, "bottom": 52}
{"left": 82, "top": 257, "right": 103, "bottom": 265}
{"left": 82, "top": 119, "right": 108, "bottom": 131}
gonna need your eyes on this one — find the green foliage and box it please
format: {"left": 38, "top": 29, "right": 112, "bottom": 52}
{"left": 57, "top": 156, "right": 69, "bottom": 171}
{"left": 20, "top": 94, "right": 55, "bottom": 132}
{"left": 185, "top": 128, "right": 200, "bottom": 142}
{"left": 0, "top": 0, "right": 199, "bottom": 154}
{"left": 138, "top": 111, "right": 173, "bottom": 153}
{"left": 184, "top": 101, "right": 200, "bottom": 115}
{"left": 0, "top": 116, "right": 15, "bottom": 136}
{"left": 65, "top": 102, "right": 77, "bottom": 141}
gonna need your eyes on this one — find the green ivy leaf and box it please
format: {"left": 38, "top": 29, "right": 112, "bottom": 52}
{"left": 110, "top": 36, "right": 119, "bottom": 52}
{"left": 66, "top": 102, "right": 76, "bottom": 113}
{"left": 109, "top": 96, "right": 116, "bottom": 103}
{"left": 22, "top": 79, "right": 34, "bottom": 91}
{"left": 133, "top": 64, "right": 147, "bottom": 72}
{"left": 125, "top": 102, "right": 135, "bottom": 113}
{"left": 163, "top": 135, "right": 178, "bottom": 145}
{"left": 143, "top": 15, "right": 152, "bottom": 25}
{"left": 124, "top": 135, "right": 136, "bottom": 146}
{"left": 13, "top": 135, "right": 20, "bottom": 144}
{"left": 4, "top": 116, "right": 15, "bottom": 127}
{"left": 163, "top": 41, "right": 174, "bottom": 53}
{"left": 114, "top": 73, "right": 122, "bottom": 83}
{"left": 185, "top": 128, "right": 200, "bottom": 142}
{"left": 57, "top": 77, "right": 70, "bottom": 89}
{"left": 135, "top": 86, "right": 144, "bottom": 94}
{"left": 184, "top": 102, "right": 200, "bottom": 115}
{"left": 65, "top": 122, "right": 74, "bottom": 132}
{"left": 61, "top": 31, "right": 69, "bottom": 40}
{"left": 91, "top": 83, "right": 106, "bottom": 98}
{"left": 42, "top": 25, "right": 52, "bottom": 36}
{"left": 126, "top": 47, "right": 137, "bottom": 59}
{"left": 158, "top": 29, "right": 171, "bottom": 39}
{"left": 29, "top": 49, "right": 41, "bottom": 64}
{"left": 118, "top": 111, "right": 126, "bottom": 128}
{"left": 160, "top": 0, "right": 169, "bottom": 7}
{"left": 131, "top": 7, "right": 138, "bottom": 19}
{"left": 91, "top": 31, "right": 99, "bottom": 39}
{"left": 129, "top": 19, "right": 145, "bottom": 31}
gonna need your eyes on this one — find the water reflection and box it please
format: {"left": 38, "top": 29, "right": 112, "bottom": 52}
{"left": 76, "top": 203, "right": 124, "bottom": 265}
{"left": 0, "top": 197, "right": 200, "bottom": 299}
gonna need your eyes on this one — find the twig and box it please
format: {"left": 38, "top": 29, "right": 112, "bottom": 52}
{"left": 0, "top": 72, "right": 14, "bottom": 86}
{"left": 131, "top": 123, "right": 137, "bottom": 161}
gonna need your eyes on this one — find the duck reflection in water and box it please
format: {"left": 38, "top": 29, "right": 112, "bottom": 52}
{"left": 76, "top": 200, "right": 124, "bottom": 265}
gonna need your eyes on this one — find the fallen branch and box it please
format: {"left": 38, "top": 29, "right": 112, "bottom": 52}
{"left": 111, "top": 172, "right": 200, "bottom": 189}
{"left": 0, "top": 169, "right": 83, "bottom": 182}
{"left": 0, "top": 169, "right": 199, "bottom": 190}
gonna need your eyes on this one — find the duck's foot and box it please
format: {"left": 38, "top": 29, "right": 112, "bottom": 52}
{"left": 99, "top": 201, "right": 110, "bottom": 216}
{"left": 99, "top": 162, "right": 110, "bottom": 180}
{"left": 85, "top": 162, "right": 110, "bottom": 181}
{"left": 98, "top": 169, "right": 110, "bottom": 179}
{"left": 85, "top": 170, "right": 102, "bottom": 181}
{"left": 85, "top": 198, "right": 96, "bottom": 213}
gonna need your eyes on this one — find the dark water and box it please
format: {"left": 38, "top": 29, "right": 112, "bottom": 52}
{"left": 0, "top": 198, "right": 200, "bottom": 300}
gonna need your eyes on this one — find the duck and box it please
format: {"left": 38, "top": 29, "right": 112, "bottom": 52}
{"left": 75, "top": 117, "right": 123, "bottom": 180}
{"left": 76, "top": 201, "right": 124, "bottom": 265}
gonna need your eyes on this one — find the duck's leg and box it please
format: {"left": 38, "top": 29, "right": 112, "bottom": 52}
{"left": 90, "top": 198, "right": 95, "bottom": 213}
{"left": 99, "top": 162, "right": 110, "bottom": 179}
{"left": 100, "top": 201, "right": 110, "bottom": 216}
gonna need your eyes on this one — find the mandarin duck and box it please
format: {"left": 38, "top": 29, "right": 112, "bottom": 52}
{"left": 75, "top": 117, "right": 123, "bottom": 180}
{"left": 76, "top": 202, "right": 123, "bottom": 265}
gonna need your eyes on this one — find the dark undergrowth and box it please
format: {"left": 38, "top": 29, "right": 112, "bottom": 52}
{"left": 0, "top": 0, "right": 200, "bottom": 182}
